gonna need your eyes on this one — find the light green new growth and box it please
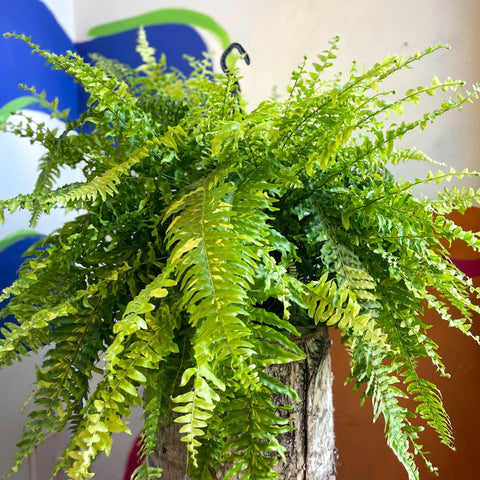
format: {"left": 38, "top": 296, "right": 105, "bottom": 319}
{"left": 1, "top": 29, "right": 480, "bottom": 480}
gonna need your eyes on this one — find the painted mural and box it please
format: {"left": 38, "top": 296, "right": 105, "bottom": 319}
{"left": 0, "top": 1, "right": 226, "bottom": 338}
{"left": 0, "top": 3, "right": 230, "bottom": 120}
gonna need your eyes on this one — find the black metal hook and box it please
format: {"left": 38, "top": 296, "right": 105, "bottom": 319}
{"left": 220, "top": 42, "right": 250, "bottom": 97}
{"left": 220, "top": 42, "right": 251, "bottom": 75}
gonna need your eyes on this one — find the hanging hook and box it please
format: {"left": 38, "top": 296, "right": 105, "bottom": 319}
{"left": 220, "top": 42, "right": 251, "bottom": 75}
{"left": 220, "top": 42, "right": 250, "bottom": 97}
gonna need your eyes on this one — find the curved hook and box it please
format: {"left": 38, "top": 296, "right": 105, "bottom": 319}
{"left": 220, "top": 42, "right": 250, "bottom": 105}
{"left": 220, "top": 42, "right": 250, "bottom": 76}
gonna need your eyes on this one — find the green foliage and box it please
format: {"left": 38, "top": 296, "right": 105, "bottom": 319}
{"left": 1, "top": 29, "right": 480, "bottom": 479}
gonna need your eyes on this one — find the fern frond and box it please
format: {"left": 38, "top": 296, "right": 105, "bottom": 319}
{"left": 52, "top": 144, "right": 152, "bottom": 206}
{"left": 138, "top": 366, "right": 174, "bottom": 468}
{"left": 131, "top": 463, "right": 164, "bottom": 480}
{"left": 431, "top": 185, "right": 480, "bottom": 214}
{"left": 60, "top": 321, "right": 178, "bottom": 478}
{"left": 163, "top": 175, "right": 258, "bottom": 459}
{"left": 299, "top": 274, "right": 384, "bottom": 344}
{"left": 5, "top": 34, "right": 136, "bottom": 108}
{"left": 56, "top": 270, "right": 178, "bottom": 478}
{"left": 0, "top": 282, "right": 97, "bottom": 366}
{"left": 321, "top": 241, "right": 376, "bottom": 300}
{"left": 388, "top": 147, "right": 437, "bottom": 166}
{"left": 89, "top": 52, "right": 138, "bottom": 86}
{"left": 136, "top": 26, "right": 157, "bottom": 68}
{"left": 347, "top": 338, "right": 425, "bottom": 480}
{"left": 2, "top": 295, "right": 105, "bottom": 479}
{"left": 405, "top": 375, "right": 454, "bottom": 448}
{"left": 220, "top": 388, "right": 290, "bottom": 480}
{"left": 432, "top": 214, "right": 480, "bottom": 251}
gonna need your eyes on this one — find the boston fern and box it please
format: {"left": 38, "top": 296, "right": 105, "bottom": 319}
{"left": 1, "top": 29, "right": 480, "bottom": 480}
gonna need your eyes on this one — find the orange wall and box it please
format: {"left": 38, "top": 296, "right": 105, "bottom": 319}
{"left": 331, "top": 207, "right": 480, "bottom": 479}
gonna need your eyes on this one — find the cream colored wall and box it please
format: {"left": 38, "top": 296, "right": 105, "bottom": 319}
{"left": 1, "top": 2, "right": 479, "bottom": 479}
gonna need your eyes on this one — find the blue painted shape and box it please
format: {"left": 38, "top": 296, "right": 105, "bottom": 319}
{"left": 1, "top": 3, "right": 207, "bottom": 119}
{"left": 77, "top": 24, "right": 206, "bottom": 72}
{"left": 0, "top": 0, "right": 78, "bottom": 118}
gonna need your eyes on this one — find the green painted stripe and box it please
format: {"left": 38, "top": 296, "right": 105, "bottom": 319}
{"left": 88, "top": 8, "right": 231, "bottom": 50}
{"left": 0, "top": 96, "right": 40, "bottom": 123}
{"left": 0, "top": 230, "right": 43, "bottom": 253}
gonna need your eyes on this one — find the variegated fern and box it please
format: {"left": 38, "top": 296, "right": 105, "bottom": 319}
{"left": 1, "top": 29, "right": 480, "bottom": 480}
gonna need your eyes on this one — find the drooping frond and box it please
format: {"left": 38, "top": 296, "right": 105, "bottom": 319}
{"left": 3, "top": 294, "right": 107, "bottom": 479}
{"left": 347, "top": 337, "right": 425, "bottom": 479}
{"left": 56, "top": 272, "right": 178, "bottom": 479}
{"left": 162, "top": 175, "right": 259, "bottom": 459}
